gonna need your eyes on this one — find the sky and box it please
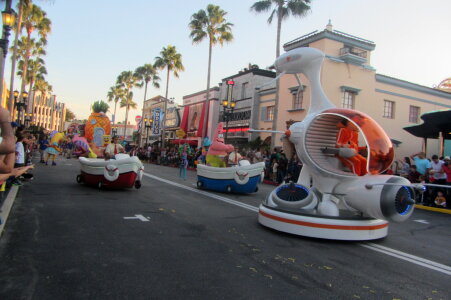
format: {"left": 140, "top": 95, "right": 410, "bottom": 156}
{"left": 4, "top": 0, "right": 451, "bottom": 122}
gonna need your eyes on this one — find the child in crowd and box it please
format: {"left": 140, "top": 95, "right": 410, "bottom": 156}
{"left": 434, "top": 191, "right": 447, "bottom": 208}
{"left": 272, "top": 158, "right": 278, "bottom": 182}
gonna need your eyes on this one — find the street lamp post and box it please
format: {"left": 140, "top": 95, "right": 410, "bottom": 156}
{"left": 13, "top": 90, "right": 28, "bottom": 126}
{"left": 143, "top": 118, "right": 153, "bottom": 146}
{"left": 222, "top": 98, "right": 236, "bottom": 143}
{"left": 0, "top": 2, "right": 15, "bottom": 102}
{"left": 24, "top": 112, "right": 31, "bottom": 128}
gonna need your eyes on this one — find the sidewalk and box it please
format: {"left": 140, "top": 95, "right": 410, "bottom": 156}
{"left": 0, "top": 186, "right": 19, "bottom": 238}
{"left": 414, "top": 204, "right": 451, "bottom": 214}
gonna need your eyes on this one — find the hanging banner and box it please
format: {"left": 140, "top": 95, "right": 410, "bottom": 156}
{"left": 152, "top": 108, "right": 161, "bottom": 135}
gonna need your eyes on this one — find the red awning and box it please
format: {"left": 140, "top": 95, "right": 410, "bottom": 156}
{"left": 171, "top": 139, "right": 198, "bottom": 146}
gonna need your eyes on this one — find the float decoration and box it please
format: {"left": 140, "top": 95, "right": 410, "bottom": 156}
{"left": 253, "top": 47, "right": 416, "bottom": 241}
{"left": 76, "top": 153, "right": 144, "bottom": 189}
{"left": 197, "top": 122, "right": 265, "bottom": 193}
{"left": 85, "top": 100, "right": 112, "bottom": 148}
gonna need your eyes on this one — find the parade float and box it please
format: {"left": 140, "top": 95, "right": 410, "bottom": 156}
{"left": 196, "top": 123, "right": 265, "bottom": 193}
{"left": 76, "top": 154, "right": 144, "bottom": 189}
{"left": 84, "top": 100, "right": 112, "bottom": 157}
{"left": 252, "top": 47, "right": 420, "bottom": 241}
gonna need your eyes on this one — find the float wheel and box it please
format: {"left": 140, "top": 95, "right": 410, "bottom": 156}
{"left": 76, "top": 175, "right": 83, "bottom": 184}
{"left": 226, "top": 185, "right": 233, "bottom": 193}
{"left": 197, "top": 181, "right": 203, "bottom": 189}
{"left": 254, "top": 186, "right": 259, "bottom": 193}
{"left": 135, "top": 180, "right": 142, "bottom": 189}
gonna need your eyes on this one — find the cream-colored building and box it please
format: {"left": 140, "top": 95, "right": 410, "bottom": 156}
{"left": 256, "top": 22, "right": 451, "bottom": 159}
{"left": 140, "top": 95, "right": 179, "bottom": 146}
{"left": 31, "top": 92, "right": 66, "bottom": 131}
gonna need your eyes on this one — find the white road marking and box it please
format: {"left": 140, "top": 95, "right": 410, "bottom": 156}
{"left": 123, "top": 214, "right": 149, "bottom": 222}
{"left": 143, "top": 172, "right": 451, "bottom": 276}
{"left": 143, "top": 173, "right": 258, "bottom": 212}
{"left": 413, "top": 219, "right": 430, "bottom": 224}
{"left": 361, "top": 243, "right": 451, "bottom": 276}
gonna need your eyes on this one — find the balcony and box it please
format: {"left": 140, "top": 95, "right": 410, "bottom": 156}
{"left": 339, "top": 47, "right": 367, "bottom": 65}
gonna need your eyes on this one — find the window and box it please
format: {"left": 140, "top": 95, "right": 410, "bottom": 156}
{"left": 383, "top": 100, "right": 395, "bottom": 118}
{"left": 342, "top": 90, "right": 356, "bottom": 109}
{"left": 241, "top": 82, "right": 248, "bottom": 99}
{"left": 409, "top": 106, "right": 420, "bottom": 123}
{"left": 292, "top": 90, "right": 304, "bottom": 110}
{"left": 261, "top": 106, "right": 275, "bottom": 121}
{"left": 266, "top": 106, "right": 274, "bottom": 121}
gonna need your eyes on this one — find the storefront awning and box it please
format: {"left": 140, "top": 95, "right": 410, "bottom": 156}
{"left": 171, "top": 139, "right": 198, "bottom": 146}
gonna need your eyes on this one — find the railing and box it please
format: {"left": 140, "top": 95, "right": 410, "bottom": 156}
{"left": 339, "top": 47, "right": 367, "bottom": 58}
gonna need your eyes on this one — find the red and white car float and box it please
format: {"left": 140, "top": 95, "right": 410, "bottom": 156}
{"left": 77, "top": 154, "right": 144, "bottom": 189}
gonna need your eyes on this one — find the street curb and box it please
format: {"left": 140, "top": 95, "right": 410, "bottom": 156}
{"left": 415, "top": 204, "right": 451, "bottom": 215}
{"left": 0, "top": 186, "right": 19, "bottom": 238}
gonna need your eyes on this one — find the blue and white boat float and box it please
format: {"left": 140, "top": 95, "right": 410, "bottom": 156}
{"left": 196, "top": 161, "right": 265, "bottom": 193}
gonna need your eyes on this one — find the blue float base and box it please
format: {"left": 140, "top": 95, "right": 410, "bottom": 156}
{"left": 197, "top": 175, "right": 261, "bottom": 194}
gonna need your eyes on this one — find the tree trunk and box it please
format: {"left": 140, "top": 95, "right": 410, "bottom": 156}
{"left": 161, "top": 68, "right": 170, "bottom": 148}
{"left": 113, "top": 100, "right": 118, "bottom": 124}
{"left": 202, "top": 40, "right": 213, "bottom": 141}
{"left": 19, "top": 32, "right": 32, "bottom": 122}
{"left": 276, "top": 6, "right": 283, "bottom": 58}
{"left": 8, "top": 1, "right": 24, "bottom": 119}
{"left": 140, "top": 81, "right": 148, "bottom": 146}
{"left": 123, "top": 91, "right": 130, "bottom": 139}
{"left": 271, "top": 6, "right": 283, "bottom": 149}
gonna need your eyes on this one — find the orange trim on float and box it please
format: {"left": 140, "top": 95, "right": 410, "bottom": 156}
{"left": 259, "top": 210, "right": 388, "bottom": 230}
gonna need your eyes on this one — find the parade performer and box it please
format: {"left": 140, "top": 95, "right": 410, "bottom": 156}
{"left": 104, "top": 136, "right": 125, "bottom": 160}
{"left": 206, "top": 123, "right": 234, "bottom": 168}
{"left": 44, "top": 132, "right": 65, "bottom": 166}
{"left": 179, "top": 144, "right": 189, "bottom": 180}
{"left": 72, "top": 135, "right": 97, "bottom": 158}
{"left": 335, "top": 119, "right": 367, "bottom": 176}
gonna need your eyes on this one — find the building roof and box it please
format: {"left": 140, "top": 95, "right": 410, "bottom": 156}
{"left": 376, "top": 74, "right": 451, "bottom": 100}
{"left": 284, "top": 28, "right": 376, "bottom": 52}
{"left": 222, "top": 68, "right": 276, "bottom": 81}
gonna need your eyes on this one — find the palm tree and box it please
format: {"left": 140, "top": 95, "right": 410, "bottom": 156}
{"left": 116, "top": 71, "right": 140, "bottom": 138}
{"left": 134, "top": 64, "right": 160, "bottom": 145}
{"left": 250, "top": 0, "right": 311, "bottom": 57}
{"left": 189, "top": 4, "right": 233, "bottom": 139}
{"left": 154, "top": 45, "right": 184, "bottom": 147}
{"left": 154, "top": 45, "right": 184, "bottom": 99}
{"left": 8, "top": 0, "right": 32, "bottom": 116}
{"left": 106, "top": 84, "right": 125, "bottom": 124}
{"left": 18, "top": 56, "right": 46, "bottom": 109}
{"left": 33, "top": 78, "right": 52, "bottom": 103}
{"left": 18, "top": 3, "right": 51, "bottom": 111}
{"left": 250, "top": 0, "right": 311, "bottom": 147}
{"left": 119, "top": 91, "right": 137, "bottom": 139}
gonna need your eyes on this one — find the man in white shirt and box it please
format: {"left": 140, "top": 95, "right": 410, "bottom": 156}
{"left": 104, "top": 136, "right": 124, "bottom": 159}
{"left": 15, "top": 133, "right": 26, "bottom": 167}
{"left": 429, "top": 154, "right": 446, "bottom": 206}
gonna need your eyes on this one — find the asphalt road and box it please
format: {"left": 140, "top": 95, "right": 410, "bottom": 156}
{"left": 0, "top": 157, "right": 450, "bottom": 300}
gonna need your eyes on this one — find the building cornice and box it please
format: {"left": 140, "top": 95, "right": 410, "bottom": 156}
{"left": 376, "top": 74, "right": 451, "bottom": 100}
{"left": 284, "top": 29, "right": 376, "bottom": 52}
{"left": 182, "top": 86, "right": 220, "bottom": 99}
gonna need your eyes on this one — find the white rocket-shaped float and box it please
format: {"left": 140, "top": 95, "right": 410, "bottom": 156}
{"left": 256, "top": 47, "right": 416, "bottom": 240}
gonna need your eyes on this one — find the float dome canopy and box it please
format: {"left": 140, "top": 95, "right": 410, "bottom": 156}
{"left": 404, "top": 109, "right": 451, "bottom": 139}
